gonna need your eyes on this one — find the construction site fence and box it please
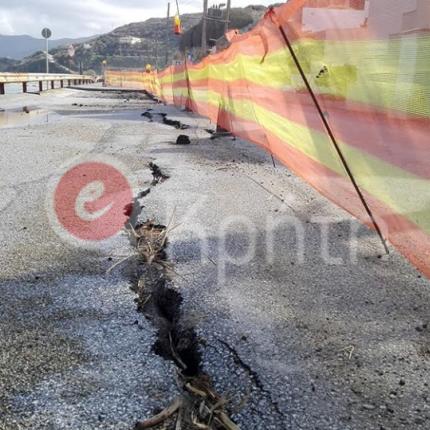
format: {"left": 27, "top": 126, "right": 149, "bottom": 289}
{"left": 105, "top": 0, "right": 430, "bottom": 278}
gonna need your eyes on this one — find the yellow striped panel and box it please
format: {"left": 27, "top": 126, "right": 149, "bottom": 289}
{"left": 169, "top": 85, "right": 430, "bottom": 233}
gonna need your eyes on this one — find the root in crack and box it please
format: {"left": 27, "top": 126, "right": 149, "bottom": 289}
{"left": 135, "top": 397, "right": 183, "bottom": 429}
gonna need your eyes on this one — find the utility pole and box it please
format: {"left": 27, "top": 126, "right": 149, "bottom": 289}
{"left": 165, "top": 2, "right": 171, "bottom": 66}
{"left": 155, "top": 37, "right": 159, "bottom": 69}
{"left": 202, "top": 0, "right": 208, "bottom": 53}
{"left": 224, "top": 0, "right": 231, "bottom": 34}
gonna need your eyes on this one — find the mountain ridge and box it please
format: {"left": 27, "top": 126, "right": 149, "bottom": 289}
{"left": 0, "top": 34, "right": 98, "bottom": 60}
{"left": 0, "top": 5, "right": 271, "bottom": 74}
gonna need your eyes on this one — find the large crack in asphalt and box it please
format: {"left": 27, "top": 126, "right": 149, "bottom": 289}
{"left": 124, "top": 161, "right": 287, "bottom": 429}
{"left": 130, "top": 219, "right": 201, "bottom": 378}
{"left": 124, "top": 162, "right": 240, "bottom": 429}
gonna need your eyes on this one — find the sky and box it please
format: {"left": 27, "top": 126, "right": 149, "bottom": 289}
{"left": 0, "top": 0, "right": 280, "bottom": 39}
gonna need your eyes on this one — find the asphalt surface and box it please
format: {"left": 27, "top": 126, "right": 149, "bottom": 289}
{"left": 0, "top": 88, "right": 179, "bottom": 430}
{"left": 0, "top": 87, "right": 429, "bottom": 430}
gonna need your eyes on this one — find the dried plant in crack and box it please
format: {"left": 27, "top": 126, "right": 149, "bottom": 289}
{"left": 134, "top": 220, "right": 169, "bottom": 265}
{"left": 135, "top": 370, "right": 240, "bottom": 430}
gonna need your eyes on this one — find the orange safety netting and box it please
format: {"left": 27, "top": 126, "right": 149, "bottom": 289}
{"left": 105, "top": 0, "right": 430, "bottom": 278}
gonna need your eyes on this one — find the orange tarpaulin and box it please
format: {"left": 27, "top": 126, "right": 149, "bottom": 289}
{"left": 105, "top": 0, "right": 430, "bottom": 278}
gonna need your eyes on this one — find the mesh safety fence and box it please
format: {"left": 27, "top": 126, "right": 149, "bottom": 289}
{"left": 105, "top": 0, "right": 430, "bottom": 278}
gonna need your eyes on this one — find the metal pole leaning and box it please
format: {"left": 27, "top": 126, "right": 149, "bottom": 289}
{"left": 277, "top": 22, "right": 389, "bottom": 254}
{"left": 202, "top": 0, "right": 208, "bottom": 53}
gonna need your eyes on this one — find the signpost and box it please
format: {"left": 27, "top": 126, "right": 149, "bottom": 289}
{"left": 41, "top": 28, "right": 52, "bottom": 74}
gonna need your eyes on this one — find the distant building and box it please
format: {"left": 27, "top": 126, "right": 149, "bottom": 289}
{"left": 299, "top": 0, "right": 430, "bottom": 37}
{"left": 366, "top": 0, "right": 430, "bottom": 37}
{"left": 118, "top": 36, "right": 142, "bottom": 45}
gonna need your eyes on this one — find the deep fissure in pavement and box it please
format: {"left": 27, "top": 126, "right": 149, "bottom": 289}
{"left": 129, "top": 163, "right": 201, "bottom": 375}
{"left": 132, "top": 259, "right": 202, "bottom": 377}
{"left": 126, "top": 163, "right": 241, "bottom": 429}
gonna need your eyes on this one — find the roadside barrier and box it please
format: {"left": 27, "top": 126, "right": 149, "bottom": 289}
{"left": 106, "top": 0, "right": 430, "bottom": 278}
{"left": 0, "top": 73, "right": 94, "bottom": 94}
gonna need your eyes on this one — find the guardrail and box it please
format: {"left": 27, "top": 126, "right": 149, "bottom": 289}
{"left": 0, "top": 73, "right": 95, "bottom": 94}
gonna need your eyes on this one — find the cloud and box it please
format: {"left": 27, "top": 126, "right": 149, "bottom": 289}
{"left": 0, "top": 0, "right": 279, "bottom": 38}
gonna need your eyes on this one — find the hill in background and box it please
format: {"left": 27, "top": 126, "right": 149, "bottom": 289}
{"left": 0, "top": 57, "right": 18, "bottom": 72}
{"left": 0, "top": 5, "right": 271, "bottom": 74}
{"left": 0, "top": 34, "right": 97, "bottom": 60}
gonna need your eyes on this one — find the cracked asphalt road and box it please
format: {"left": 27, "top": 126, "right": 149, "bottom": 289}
{"left": 0, "top": 87, "right": 429, "bottom": 429}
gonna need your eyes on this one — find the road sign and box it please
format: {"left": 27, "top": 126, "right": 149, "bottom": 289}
{"left": 41, "top": 28, "right": 52, "bottom": 39}
{"left": 42, "top": 28, "right": 52, "bottom": 74}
